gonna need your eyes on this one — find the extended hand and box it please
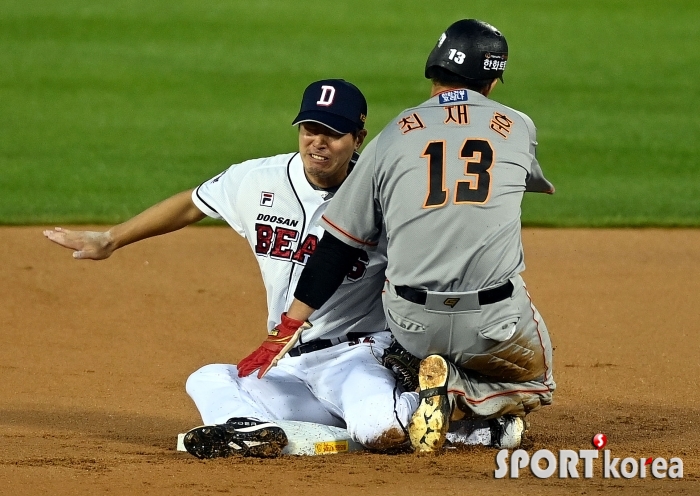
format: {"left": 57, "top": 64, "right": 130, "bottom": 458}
{"left": 43, "top": 227, "right": 115, "bottom": 260}
{"left": 237, "top": 314, "right": 311, "bottom": 379}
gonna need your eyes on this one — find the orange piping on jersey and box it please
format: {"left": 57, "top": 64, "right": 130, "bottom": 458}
{"left": 450, "top": 387, "right": 552, "bottom": 405}
{"left": 526, "top": 287, "right": 551, "bottom": 384}
{"left": 449, "top": 286, "right": 554, "bottom": 404}
{"left": 321, "top": 215, "right": 378, "bottom": 247}
{"left": 449, "top": 386, "right": 552, "bottom": 405}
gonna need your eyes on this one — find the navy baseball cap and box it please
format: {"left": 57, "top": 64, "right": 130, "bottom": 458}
{"left": 292, "top": 79, "right": 367, "bottom": 135}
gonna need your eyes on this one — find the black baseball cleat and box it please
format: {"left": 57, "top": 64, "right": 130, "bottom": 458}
{"left": 409, "top": 355, "right": 451, "bottom": 453}
{"left": 183, "top": 417, "right": 288, "bottom": 459}
{"left": 489, "top": 415, "right": 527, "bottom": 449}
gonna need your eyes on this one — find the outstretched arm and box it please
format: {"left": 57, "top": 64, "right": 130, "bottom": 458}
{"left": 43, "top": 189, "right": 206, "bottom": 260}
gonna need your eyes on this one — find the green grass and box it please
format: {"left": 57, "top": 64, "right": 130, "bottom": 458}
{"left": 1, "top": 0, "right": 698, "bottom": 225}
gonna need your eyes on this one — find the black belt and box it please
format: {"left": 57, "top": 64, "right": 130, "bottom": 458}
{"left": 394, "top": 280, "right": 514, "bottom": 306}
{"left": 288, "top": 332, "right": 373, "bottom": 357}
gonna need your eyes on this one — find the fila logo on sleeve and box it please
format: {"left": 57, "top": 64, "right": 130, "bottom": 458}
{"left": 260, "top": 192, "right": 274, "bottom": 207}
{"left": 316, "top": 85, "right": 336, "bottom": 106}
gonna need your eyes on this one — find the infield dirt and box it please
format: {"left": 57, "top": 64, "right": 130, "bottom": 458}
{"left": 1, "top": 227, "right": 698, "bottom": 495}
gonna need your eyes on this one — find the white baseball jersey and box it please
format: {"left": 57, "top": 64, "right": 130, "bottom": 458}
{"left": 191, "top": 152, "right": 388, "bottom": 341}
{"left": 186, "top": 151, "right": 420, "bottom": 450}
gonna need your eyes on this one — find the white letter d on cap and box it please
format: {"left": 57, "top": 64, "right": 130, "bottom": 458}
{"left": 317, "top": 85, "right": 336, "bottom": 106}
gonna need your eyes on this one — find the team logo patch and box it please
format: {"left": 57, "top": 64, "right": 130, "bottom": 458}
{"left": 316, "top": 85, "right": 336, "bottom": 106}
{"left": 444, "top": 297, "right": 461, "bottom": 308}
{"left": 439, "top": 90, "right": 468, "bottom": 105}
{"left": 260, "top": 192, "right": 274, "bottom": 207}
{"left": 483, "top": 52, "right": 508, "bottom": 72}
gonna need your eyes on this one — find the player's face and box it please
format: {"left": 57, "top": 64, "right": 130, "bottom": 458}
{"left": 298, "top": 122, "right": 366, "bottom": 189}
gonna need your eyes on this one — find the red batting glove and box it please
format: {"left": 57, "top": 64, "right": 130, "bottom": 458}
{"left": 237, "top": 313, "right": 309, "bottom": 379}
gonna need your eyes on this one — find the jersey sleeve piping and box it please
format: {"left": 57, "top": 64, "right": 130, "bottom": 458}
{"left": 321, "top": 215, "right": 378, "bottom": 247}
{"left": 285, "top": 152, "right": 307, "bottom": 296}
{"left": 193, "top": 183, "right": 221, "bottom": 217}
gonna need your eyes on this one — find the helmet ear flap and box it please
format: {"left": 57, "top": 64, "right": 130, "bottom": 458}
{"left": 425, "top": 19, "right": 508, "bottom": 83}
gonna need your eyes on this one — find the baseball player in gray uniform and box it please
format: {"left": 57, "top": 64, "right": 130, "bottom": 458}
{"left": 259, "top": 19, "right": 556, "bottom": 453}
{"left": 44, "top": 79, "right": 420, "bottom": 458}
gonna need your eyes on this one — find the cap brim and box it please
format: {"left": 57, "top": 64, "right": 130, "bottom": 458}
{"left": 292, "top": 111, "right": 358, "bottom": 135}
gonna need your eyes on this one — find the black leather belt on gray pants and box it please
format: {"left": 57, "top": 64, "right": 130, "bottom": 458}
{"left": 288, "top": 332, "right": 373, "bottom": 357}
{"left": 394, "top": 280, "right": 514, "bottom": 306}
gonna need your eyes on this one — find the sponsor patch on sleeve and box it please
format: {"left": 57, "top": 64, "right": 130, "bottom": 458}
{"left": 439, "top": 89, "right": 468, "bottom": 105}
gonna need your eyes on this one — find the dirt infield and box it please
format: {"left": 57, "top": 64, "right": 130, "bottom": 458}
{"left": 1, "top": 226, "right": 699, "bottom": 495}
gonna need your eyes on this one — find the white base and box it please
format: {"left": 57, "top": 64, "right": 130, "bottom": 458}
{"left": 177, "top": 420, "right": 364, "bottom": 456}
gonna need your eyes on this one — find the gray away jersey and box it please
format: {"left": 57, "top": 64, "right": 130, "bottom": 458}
{"left": 321, "top": 89, "right": 554, "bottom": 292}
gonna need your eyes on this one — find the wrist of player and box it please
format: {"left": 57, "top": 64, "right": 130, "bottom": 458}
{"left": 237, "top": 313, "right": 311, "bottom": 379}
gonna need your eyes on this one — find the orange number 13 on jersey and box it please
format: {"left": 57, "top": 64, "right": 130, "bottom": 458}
{"left": 422, "top": 139, "right": 494, "bottom": 208}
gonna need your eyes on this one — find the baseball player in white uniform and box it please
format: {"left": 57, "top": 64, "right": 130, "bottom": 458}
{"left": 256, "top": 20, "right": 557, "bottom": 453}
{"left": 44, "top": 79, "right": 419, "bottom": 458}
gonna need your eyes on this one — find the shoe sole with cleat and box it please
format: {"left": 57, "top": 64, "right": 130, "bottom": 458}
{"left": 183, "top": 421, "right": 288, "bottom": 459}
{"left": 409, "top": 355, "right": 451, "bottom": 453}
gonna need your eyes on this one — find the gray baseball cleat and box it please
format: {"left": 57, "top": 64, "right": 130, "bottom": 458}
{"left": 409, "top": 355, "right": 451, "bottom": 453}
{"left": 183, "top": 417, "right": 288, "bottom": 459}
{"left": 489, "top": 415, "right": 527, "bottom": 449}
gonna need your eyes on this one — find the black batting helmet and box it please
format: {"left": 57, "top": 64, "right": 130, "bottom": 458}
{"left": 425, "top": 19, "right": 508, "bottom": 83}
